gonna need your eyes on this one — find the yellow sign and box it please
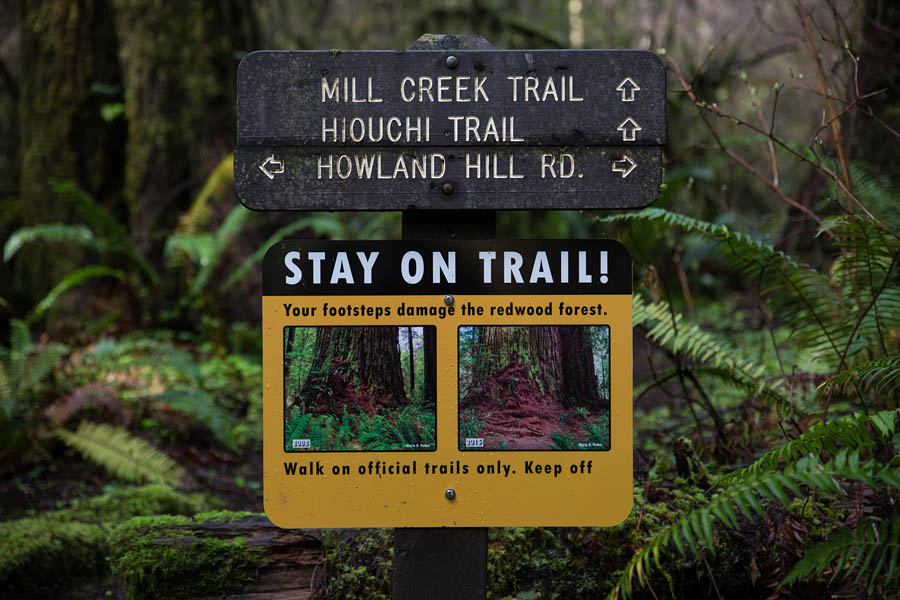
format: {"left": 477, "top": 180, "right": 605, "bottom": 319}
{"left": 263, "top": 241, "right": 632, "bottom": 527}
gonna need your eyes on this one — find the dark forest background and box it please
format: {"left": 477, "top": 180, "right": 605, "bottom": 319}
{"left": 1, "top": 1, "right": 899, "bottom": 599}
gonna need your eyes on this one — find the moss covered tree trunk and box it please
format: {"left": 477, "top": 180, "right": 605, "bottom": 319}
{"left": 111, "top": 0, "right": 255, "bottom": 253}
{"left": 16, "top": 0, "right": 125, "bottom": 301}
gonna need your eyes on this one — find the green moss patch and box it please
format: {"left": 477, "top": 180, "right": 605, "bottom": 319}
{"left": 108, "top": 511, "right": 266, "bottom": 600}
{"left": 54, "top": 483, "right": 210, "bottom": 525}
{"left": 0, "top": 518, "right": 106, "bottom": 599}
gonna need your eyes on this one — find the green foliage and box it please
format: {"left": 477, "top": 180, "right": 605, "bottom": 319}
{"left": 550, "top": 411, "right": 611, "bottom": 450}
{"left": 610, "top": 451, "right": 900, "bottom": 599}
{"left": 55, "top": 421, "right": 184, "bottom": 485}
{"left": 718, "top": 409, "right": 899, "bottom": 485}
{"left": 0, "top": 319, "right": 68, "bottom": 453}
{"left": 320, "top": 529, "right": 393, "bottom": 600}
{"left": 75, "top": 333, "right": 259, "bottom": 450}
{"left": 633, "top": 294, "right": 787, "bottom": 405}
{"left": 3, "top": 181, "right": 161, "bottom": 323}
{"left": 818, "top": 357, "right": 900, "bottom": 401}
{"left": 29, "top": 265, "right": 126, "bottom": 322}
{"left": 459, "top": 407, "right": 485, "bottom": 439}
{"left": 784, "top": 514, "right": 900, "bottom": 591}
{"left": 595, "top": 203, "right": 900, "bottom": 597}
{"left": 3, "top": 223, "right": 100, "bottom": 261}
{"left": 51, "top": 484, "right": 210, "bottom": 525}
{"left": 165, "top": 204, "right": 252, "bottom": 302}
{"left": 284, "top": 405, "right": 436, "bottom": 451}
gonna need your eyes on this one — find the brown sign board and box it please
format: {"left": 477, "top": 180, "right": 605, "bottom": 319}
{"left": 235, "top": 50, "right": 666, "bottom": 210}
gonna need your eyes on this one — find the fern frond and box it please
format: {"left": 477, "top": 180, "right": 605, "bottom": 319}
{"left": 845, "top": 163, "right": 900, "bottom": 231}
{"left": 818, "top": 357, "right": 900, "bottom": 401}
{"left": 177, "top": 153, "right": 234, "bottom": 235}
{"left": 9, "top": 319, "right": 32, "bottom": 364}
{"left": 55, "top": 422, "right": 183, "bottom": 484}
{"left": 3, "top": 224, "right": 103, "bottom": 262}
{"left": 609, "top": 453, "right": 899, "bottom": 599}
{"left": 0, "top": 363, "right": 12, "bottom": 418}
{"left": 43, "top": 385, "right": 129, "bottom": 426}
{"left": 50, "top": 180, "right": 128, "bottom": 241}
{"left": 28, "top": 266, "right": 126, "bottom": 323}
{"left": 592, "top": 209, "right": 875, "bottom": 369}
{"left": 223, "top": 213, "right": 351, "bottom": 291}
{"left": 633, "top": 294, "right": 787, "bottom": 405}
{"left": 783, "top": 514, "right": 900, "bottom": 592}
{"left": 153, "top": 389, "right": 236, "bottom": 450}
{"left": 718, "top": 409, "right": 900, "bottom": 485}
{"left": 19, "top": 342, "right": 68, "bottom": 393}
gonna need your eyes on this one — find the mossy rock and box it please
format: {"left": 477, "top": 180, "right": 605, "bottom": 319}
{"left": 0, "top": 518, "right": 106, "bottom": 599}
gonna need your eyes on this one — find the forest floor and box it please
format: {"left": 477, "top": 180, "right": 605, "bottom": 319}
{"left": 459, "top": 361, "right": 609, "bottom": 451}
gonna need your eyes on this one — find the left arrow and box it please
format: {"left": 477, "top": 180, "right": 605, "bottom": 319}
{"left": 259, "top": 154, "right": 285, "bottom": 179}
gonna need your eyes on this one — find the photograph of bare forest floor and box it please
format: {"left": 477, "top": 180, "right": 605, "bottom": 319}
{"left": 459, "top": 326, "right": 610, "bottom": 451}
{"left": 284, "top": 326, "right": 436, "bottom": 451}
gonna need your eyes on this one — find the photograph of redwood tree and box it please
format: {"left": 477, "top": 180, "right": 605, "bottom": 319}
{"left": 458, "top": 325, "right": 610, "bottom": 450}
{"left": 284, "top": 326, "right": 436, "bottom": 451}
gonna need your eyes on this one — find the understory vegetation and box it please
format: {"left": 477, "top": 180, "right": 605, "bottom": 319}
{"left": 1, "top": 1, "right": 898, "bottom": 599}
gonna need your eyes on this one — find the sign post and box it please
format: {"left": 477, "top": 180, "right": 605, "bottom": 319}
{"left": 238, "top": 34, "right": 664, "bottom": 599}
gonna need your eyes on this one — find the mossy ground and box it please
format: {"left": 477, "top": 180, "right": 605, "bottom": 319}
{"left": 0, "top": 484, "right": 212, "bottom": 599}
{"left": 0, "top": 518, "right": 107, "bottom": 599}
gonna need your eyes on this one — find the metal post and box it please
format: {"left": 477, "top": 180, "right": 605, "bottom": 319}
{"left": 392, "top": 33, "right": 496, "bottom": 600}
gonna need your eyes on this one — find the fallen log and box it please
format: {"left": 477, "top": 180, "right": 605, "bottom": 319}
{"left": 109, "top": 512, "right": 327, "bottom": 600}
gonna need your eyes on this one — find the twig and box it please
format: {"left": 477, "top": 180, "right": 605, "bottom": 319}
{"left": 796, "top": 1, "right": 852, "bottom": 210}
{"left": 664, "top": 54, "right": 876, "bottom": 220}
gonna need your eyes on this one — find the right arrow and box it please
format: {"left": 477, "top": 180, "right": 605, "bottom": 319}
{"left": 612, "top": 155, "right": 637, "bottom": 179}
{"left": 616, "top": 77, "right": 641, "bottom": 101}
{"left": 617, "top": 117, "right": 642, "bottom": 142}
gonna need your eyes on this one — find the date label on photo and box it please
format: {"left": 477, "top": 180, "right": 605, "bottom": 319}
{"left": 465, "top": 438, "right": 485, "bottom": 448}
{"left": 292, "top": 438, "right": 311, "bottom": 449}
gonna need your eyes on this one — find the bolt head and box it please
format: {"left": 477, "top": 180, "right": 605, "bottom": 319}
{"left": 445, "top": 55, "right": 459, "bottom": 69}
{"left": 443, "top": 294, "right": 454, "bottom": 306}
{"left": 444, "top": 488, "right": 456, "bottom": 500}
{"left": 441, "top": 182, "right": 454, "bottom": 195}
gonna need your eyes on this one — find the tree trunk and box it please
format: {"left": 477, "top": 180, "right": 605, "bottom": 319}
{"left": 407, "top": 326, "right": 415, "bottom": 394}
{"left": 471, "top": 325, "right": 604, "bottom": 409}
{"left": 111, "top": 0, "right": 256, "bottom": 254}
{"left": 301, "top": 327, "right": 407, "bottom": 410}
{"left": 423, "top": 326, "right": 436, "bottom": 405}
{"left": 283, "top": 327, "right": 296, "bottom": 409}
{"left": 16, "top": 0, "right": 125, "bottom": 301}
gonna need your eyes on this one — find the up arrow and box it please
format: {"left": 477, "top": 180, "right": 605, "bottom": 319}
{"left": 616, "top": 77, "right": 641, "bottom": 101}
{"left": 259, "top": 154, "right": 285, "bottom": 179}
{"left": 612, "top": 155, "right": 637, "bottom": 179}
{"left": 617, "top": 117, "right": 642, "bottom": 142}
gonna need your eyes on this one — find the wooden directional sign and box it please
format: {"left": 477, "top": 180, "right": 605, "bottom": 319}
{"left": 262, "top": 239, "right": 633, "bottom": 527}
{"left": 236, "top": 50, "right": 665, "bottom": 210}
